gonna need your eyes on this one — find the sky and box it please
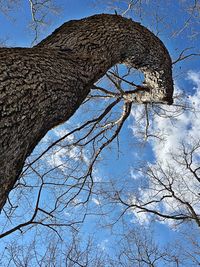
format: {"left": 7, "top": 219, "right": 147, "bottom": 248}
{"left": 0, "top": 0, "right": 200, "bottom": 266}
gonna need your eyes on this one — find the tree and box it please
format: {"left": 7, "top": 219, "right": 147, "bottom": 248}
{"left": 0, "top": 13, "right": 173, "bottom": 211}
{"left": 0, "top": 1, "right": 200, "bottom": 266}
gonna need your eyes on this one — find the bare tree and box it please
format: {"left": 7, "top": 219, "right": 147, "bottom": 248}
{"left": 107, "top": 139, "right": 200, "bottom": 227}
{"left": 0, "top": 0, "right": 59, "bottom": 43}
{"left": 0, "top": 1, "right": 200, "bottom": 266}
{"left": 0, "top": 13, "right": 173, "bottom": 211}
{"left": 28, "top": 0, "right": 59, "bottom": 43}
{"left": 2, "top": 222, "right": 196, "bottom": 267}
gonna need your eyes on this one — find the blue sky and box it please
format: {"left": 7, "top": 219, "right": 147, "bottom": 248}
{"left": 0, "top": 0, "right": 200, "bottom": 266}
{"left": 0, "top": 0, "right": 106, "bottom": 46}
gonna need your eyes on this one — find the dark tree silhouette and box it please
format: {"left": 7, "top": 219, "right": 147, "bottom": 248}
{"left": 0, "top": 14, "right": 173, "bottom": 211}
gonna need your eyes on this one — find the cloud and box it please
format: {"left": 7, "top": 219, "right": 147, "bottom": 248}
{"left": 92, "top": 197, "right": 101, "bottom": 205}
{"left": 152, "top": 71, "right": 200, "bottom": 163}
{"left": 129, "top": 70, "right": 200, "bottom": 225}
{"left": 42, "top": 124, "right": 90, "bottom": 172}
{"left": 98, "top": 239, "right": 109, "bottom": 251}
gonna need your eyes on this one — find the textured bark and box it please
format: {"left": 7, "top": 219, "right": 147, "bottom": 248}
{"left": 0, "top": 14, "right": 174, "bottom": 211}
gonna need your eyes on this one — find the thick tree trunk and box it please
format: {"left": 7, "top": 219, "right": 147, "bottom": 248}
{"left": 0, "top": 14, "right": 173, "bottom": 211}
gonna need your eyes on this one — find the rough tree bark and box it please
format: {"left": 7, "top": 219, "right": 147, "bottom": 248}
{"left": 0, "top": 14, "right": 173, "bottom": 211}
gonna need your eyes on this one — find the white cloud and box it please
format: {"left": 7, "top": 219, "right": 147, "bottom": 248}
{"left": 92, "top": 197, "right": 101, "bottom": 205}
{"left": 130, "top": 168, "right": 142, "bottom": 180}
{"left": 43, "top": 126, "right": 90, "bottom": 171}
{"left": 129, "top": 70, "right": 200, "bottom": 225}
{"left": 98, "top": 239, "right": 108, "bottom": 251}
{"left": 152, "top": 71, "right": 200, "bottom": 163}
{"left": 53, "top": 128, "right": 75, "bottom": 142}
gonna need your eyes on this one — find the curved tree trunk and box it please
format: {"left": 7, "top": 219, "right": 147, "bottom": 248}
{"left": 0, "top": 14, "right": 173, "bottom": 211}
